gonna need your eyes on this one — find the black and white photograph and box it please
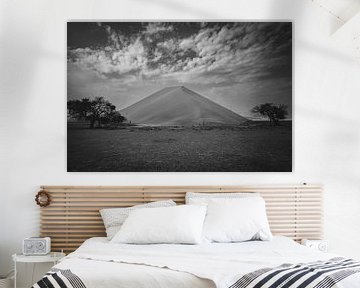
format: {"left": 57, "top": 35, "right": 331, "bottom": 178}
{"left": 67, "top": 21, "right": 292, "bottom": 172}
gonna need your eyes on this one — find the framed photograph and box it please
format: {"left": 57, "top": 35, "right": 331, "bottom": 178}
{"left": 67, "top": 21, "right": 292, "bottom": 172}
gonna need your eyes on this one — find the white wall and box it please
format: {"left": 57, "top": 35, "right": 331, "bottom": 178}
{"left": 1, "top": 0, "right": 360, "bottom": 286}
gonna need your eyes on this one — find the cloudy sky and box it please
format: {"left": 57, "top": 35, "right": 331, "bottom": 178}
{"left": 68, "top": 22, "right": 292, "bottom": 119}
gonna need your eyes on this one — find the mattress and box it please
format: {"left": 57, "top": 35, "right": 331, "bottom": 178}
{"left": 35, "top": 236, "right": 360, "bottom": 288}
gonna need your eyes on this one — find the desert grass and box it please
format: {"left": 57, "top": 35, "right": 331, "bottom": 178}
{"left": 67, "top": 122, "right": 292, "bottom": 172}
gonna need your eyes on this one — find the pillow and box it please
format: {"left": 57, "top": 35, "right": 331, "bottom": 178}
{"left": 202, "top": 197, "right": 272, "bottom": 243}
{"left": 100, "top": 200, "right": 176, "bottom": 240}
{"left": 111, "top": 205, "right": 207, "bottom": 244}
{"left": 186, "top": 192, "right": 259, "bottom": 204}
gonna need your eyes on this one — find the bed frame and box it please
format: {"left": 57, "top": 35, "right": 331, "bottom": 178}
{"left": 39, "top": 184, "right": 323, "bottom": 253}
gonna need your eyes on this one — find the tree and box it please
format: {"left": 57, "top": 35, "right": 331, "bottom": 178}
{"left": 67, "top": 98, "right": 92, "bottom": 120}
{"left": 251, "top": 103, "right": 288, "bottom": 125}
{"left": 88, "top": 97, "right": 116, "bottom": 128}
{"left": 101, "top": 111, "right": 126, "bottom": 127}
{"left": 67, "top": 97, "right": 125, "bottom": 128}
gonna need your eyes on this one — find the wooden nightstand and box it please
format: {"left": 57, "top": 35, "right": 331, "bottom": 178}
{"left": 12, "top": 252, "right": 65, "bottom": 288}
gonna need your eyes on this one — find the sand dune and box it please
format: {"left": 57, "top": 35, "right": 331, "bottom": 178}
{"left": 120, "top": 86, "right": 248, "bottom": 126}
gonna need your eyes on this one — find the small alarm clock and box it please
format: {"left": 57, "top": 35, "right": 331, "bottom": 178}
{"left": 301, "top": 239, "right": 328, "bottom": 252}
{"left": 23, "top": 237, "right": 51, "bottom": 255}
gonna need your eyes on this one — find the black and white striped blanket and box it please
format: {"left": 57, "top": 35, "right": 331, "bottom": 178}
{"left": 32, "top": 258, "right": 360, "bottom": 288}
{"left": 230, "top": 257, "right": 360, "bottom": 288}
{"left": 32, "top": 268, "right": 86, "bottom": 288}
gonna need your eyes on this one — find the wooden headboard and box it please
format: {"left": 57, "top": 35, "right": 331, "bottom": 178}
{"left": 39, "top": 185, "right": 323, "bottom": 253}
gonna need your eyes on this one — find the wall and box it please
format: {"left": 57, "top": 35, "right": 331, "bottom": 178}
{"left": 1, "top": 0, "right": 360, "bottom": 286}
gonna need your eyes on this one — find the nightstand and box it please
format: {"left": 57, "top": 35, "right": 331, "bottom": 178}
{"left": 301, "top": 239, "right": 328, "bottom": 252}
{"left": 12, "top": 252, "right": 65, "bottom": 288}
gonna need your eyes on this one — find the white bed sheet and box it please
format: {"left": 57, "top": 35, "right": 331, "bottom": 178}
{"left": 56, "top": 258, "right": 214, "bottom": 288}
{"left": 54, "top": 236, "right": 360, "bottom": 288}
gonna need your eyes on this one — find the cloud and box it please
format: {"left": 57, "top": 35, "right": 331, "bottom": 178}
{"left": 68, "top": 36, "right": 147, "bottom": 83}
{"left": 68, "top": 22, "right": 291, "bottom": 88}
{"left": 179, "top": 38, "right": 194, "bottom": 50}
{"left": 156, "top": 38, "right": 178, "bottom": 50}
{"left": 144, "top": 23, "right": 174, "bottom": 34}
{"left": 102, "top": 24, "right": 125, "bottom": 49}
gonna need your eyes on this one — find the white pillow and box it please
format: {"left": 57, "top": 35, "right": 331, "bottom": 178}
{"left": 186, "top": 192, "right": 259, "bottom": 204}
{"left": 111, "top": 205, "right": 207, "bottom": 244}
{"left": 202, "top": 197, "right": 272, "bottom": 243}
{"left": 100, "top": 200, "right": 176, "bottom": 240}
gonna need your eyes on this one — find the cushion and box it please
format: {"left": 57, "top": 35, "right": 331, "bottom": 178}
{"left": 111, "top": 205, "right": 207, "bottom": 244}
{"left": 100, "top": 200, "right": 176, "bottom": 240}
{"left": 186, "top": 192, "right": 259, "bottom": 204}
{"left": 201, "top": 197, "right": 272, "bottom": 243}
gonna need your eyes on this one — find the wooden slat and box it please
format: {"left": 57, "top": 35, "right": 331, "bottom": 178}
{"left": 39, "top": 184, "right": 323, "bottom": 253}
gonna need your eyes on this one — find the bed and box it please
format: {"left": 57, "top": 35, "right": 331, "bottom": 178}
{"left": 33, "top": 185, "right": 360, "bottom": 288}
{"left": 33, "top": 236, "right": 360, "bottom": 288}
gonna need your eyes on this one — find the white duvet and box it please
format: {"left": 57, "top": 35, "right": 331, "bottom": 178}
{"left": 54, "top": 237, "right": 360, "bottom": 288}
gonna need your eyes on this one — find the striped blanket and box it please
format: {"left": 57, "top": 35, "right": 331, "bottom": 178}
{"left": 32, "top": 258, "right": 359, "bottom": 288}
{"left": 230, "top": 258, "right": 360, "bottom": 288}
{"left": 32, "top": 268, "right": 86, "bottom": 288}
